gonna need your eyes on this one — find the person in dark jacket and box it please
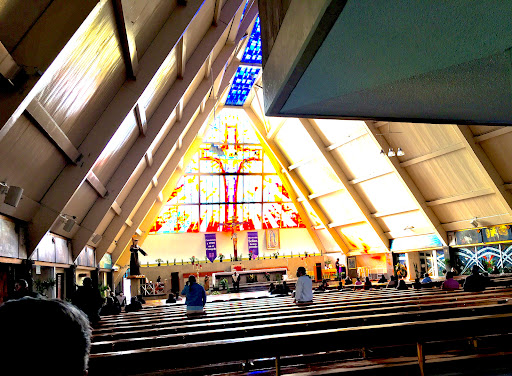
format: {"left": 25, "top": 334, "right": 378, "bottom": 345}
{"left": 181, "top": 275, "right": 206, "bottom": 315}
{"left": 71, "top": 277, "right": 103, "bottom": 325}
{"left": 464, "top": 265, "right": 487, "bottom": 292}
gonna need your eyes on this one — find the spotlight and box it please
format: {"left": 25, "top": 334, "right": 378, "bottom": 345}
{"left": 387, "top": 148, "right": 396, "bottom": 157}
{"left": 396, "top": 148, "right": 405, "bottom": 156}
{"left": 379, "top": 149, "right": 386, "bottom": 156}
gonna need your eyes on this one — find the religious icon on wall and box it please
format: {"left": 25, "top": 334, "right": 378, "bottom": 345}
{"left": 347, "top": 256, "right": 356, "bottom": 270}
{"left": 266, "top": 229, "right": 279, "bottom": 250}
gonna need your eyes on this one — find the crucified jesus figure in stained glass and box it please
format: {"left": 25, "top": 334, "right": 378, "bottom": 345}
{"left": 220, "top": 216, "right": 244, "bottom": 260}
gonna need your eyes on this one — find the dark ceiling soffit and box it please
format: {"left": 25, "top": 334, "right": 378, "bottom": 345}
{"left": 264, "top": 0, "right": 347, "bottom": 116}
{"left": 264, "top": 111, "right": 512, "bottom": 127}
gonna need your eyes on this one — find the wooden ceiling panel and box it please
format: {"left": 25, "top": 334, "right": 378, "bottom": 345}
{"left": 295, "top": 158, "right": 342, "bottom": 196}
{"left": 314, "top": 119, "right": 366, "bottom": 145}
{"left": 431, "top": 194, "right": 505, "bottom": 224}
{"left": 183, "top": 0, "right": 216, "bottom": 63}
{"left": 316, "top": 228, "right": 342, "bottom": 253}
{"left": 127, "top": 0, "right": 178, "bottom": 60}
{"left": 468, "top": 124, "right": 504, "bottom": 137}
{"left": 384, "top": 122, "right": 460, "bottom": 160}
{"left": 35, "top": 2, "right": 125, "bottom": 141}
{"left": 331, "top": 134, "right": 392, "bottom": 181}
{"left": 183, "top": 66, "right": 206, "bottom": 109}
{"left": 316, "top": 191, "right": 364, "bottom": 225}
{"left": 405, "top": 150, "right": 489, "bottom": 201}
{"left": 479, "top": 132, "right": 512, "bottom": 183}
{"left": 274, "top": 119, "right": 320, "bottom": 165}
{"left": 140, "top": 49, "right": 178, "bottom": 121}
{"left": 377, "top": 210, "right": 433, "bottom": 235}
{"left": 91, "top": 110, "right": 139, "bottom": 183}
{"left": 355, "top": 173, "right": 418, "bottom": 215}
{"left": 0, "top": 116, "right": 66, "bottom": 202}
{"left": 150, "top": 110, "right": 177, "bottom": 158}
{"left": 61, "top": 182, "right": 98, "bottom": 225}
{"left": 0, "top": 0, "right": 53, "bottom": 52}
{"left": 117, "top": 158, "right": 147, "bottom": 207}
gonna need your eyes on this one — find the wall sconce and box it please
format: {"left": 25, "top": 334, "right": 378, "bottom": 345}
{"left": 0, "top": 182, "right": 23, "bottom": 207}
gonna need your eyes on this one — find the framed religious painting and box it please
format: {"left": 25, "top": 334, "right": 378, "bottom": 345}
{"left": 266, "top": 229, "right": 280, "bottom": 250}
{"left": 347, "top": 256, "right": 356, "bottom": 270}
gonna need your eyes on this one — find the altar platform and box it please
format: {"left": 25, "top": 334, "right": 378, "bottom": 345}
{"left": 212, "top": 267, "right": 288, "bottom": 286}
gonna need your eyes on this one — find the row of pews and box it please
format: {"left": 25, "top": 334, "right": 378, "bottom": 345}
{"left": 89, "top": 286, "right": 512, "bottom": 375}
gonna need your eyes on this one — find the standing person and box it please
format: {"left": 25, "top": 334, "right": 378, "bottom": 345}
{"left": 204, "top": 275, "right": 210, "bottom": 292}
{"left": 464, "top": 265, "right": 487, "bottom": 292}
{"left": 71, "top": 277, "right": 103, "bottom": 326}
{"left": 335, "top": 258, "right": 340, "bottom": 280}
{"left": 129, "top": 238, "right": 148, "bottom": 276}
{"left": 181, "top": 275, "right": 207, "bottom": 315}
{"left": 293, "top": 267, "right": 313, "bottom": 303}
{"left": 232, "top": 271, "right": 241, "bottom": 293}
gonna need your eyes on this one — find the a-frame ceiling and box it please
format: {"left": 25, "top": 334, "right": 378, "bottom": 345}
{"left": 2, "top": 1, "right": 512, "bottom": 278}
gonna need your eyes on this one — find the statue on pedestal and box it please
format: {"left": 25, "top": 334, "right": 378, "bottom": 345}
{"left": 129, "top": 238, "right": 148, "bottom": 276}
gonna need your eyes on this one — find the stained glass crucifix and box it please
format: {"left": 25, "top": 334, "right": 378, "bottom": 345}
{"left": 219, "top": 216, "right": 244, "bottom": 260}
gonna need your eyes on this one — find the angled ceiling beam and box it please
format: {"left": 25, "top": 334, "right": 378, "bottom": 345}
{"left": 109, "top": 87, "right": 231, "bottom": 265}
{"left": 86, "top": 171, "right": 108, "bottom": 198}
{"left": 308, "top": 186, "right": 343, "bottom": 200}
{"left": 0, "top": 0, "right": 99, "bottom": 139}
{"left": 474, "top": 127, "right": 512, "bottom": 143}
{"left": 372, "top": 208, "right": 419, "bottom": 218}
{"left": 364, "top": 121, "right": 448, "bottom": 245}
{"left": 112, "top": 0, "right": 139, "bottom": 79}
{"left": 30, "top": 0, "right": 247, "bottom": 258}
{"left": 426, "top": 188, "right": 494, "bottom": 207}
{"left": 325, "top": 129, "right": 367, "bottom": 151}
{"left": 105, "top": 54, "right": 241, "bottom": 265}
{"left": 453, "top": 124, "right": 512, "bottom": 216}
{"left": 300, "top": 118, "right": 389, "bottom": 251}
{"left": 24, "top": 99, "right": 82, "bottom": 163}
{"left": 349, "top": 171, "right": 393, "bottom": 185}
{"left": 250, "top": 114, "right": 326, "bottom": 254}
{"left": 266, "top": 118, "right": 286, "bottom": 140}
{"left": 245, "top": 107, "right": 350, "bottom": 254}
{"left": 27, "top": 0, "right": 209, "bottom": 258}
{"left": 134, "top": 103, "right": 147, "bottom": 136}
{"left": 400, "top": 143, "right": 465, "bottom": 168}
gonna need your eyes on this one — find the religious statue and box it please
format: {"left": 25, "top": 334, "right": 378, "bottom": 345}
{"left": 129, "top": 238, "right": 148, "bottom": 276}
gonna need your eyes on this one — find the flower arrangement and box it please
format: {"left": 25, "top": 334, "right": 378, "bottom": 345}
{"left": 264, "top": 272, "right": 270, "bottom": 281}
{"left": 155, "top": 258, "right": 164, "bottom": 266}
{"left": 272, "top": 252, "right": 279, "bottom": 259}
{"left": 218, "top": 254, "right": 224, "bottom": 262}
{"left": 190, "top": 256, "right": 196, "bottom": 265}
{"left": 395, "top": 263, "right": 408, "bottom": 278}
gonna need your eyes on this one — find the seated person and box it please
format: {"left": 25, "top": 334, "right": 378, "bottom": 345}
{"left": 421, "top": 273, "right": 432, "bottom": 284}
{"left": 344, "top": 276, "right": 353, "bottom": 285}
{"left": 9, "top": 279, "right": 40, "bottom": 300}
{"left": 71, "top": 277, "right": 103, "bottom": 325}
{"left": 100, "top": 297, "right": 121, "bottom": 316}
{"left": 491, "top": 266, "right": 500, "bottom": 275}
{"left": 125, "top": 296, "right": 143, "bottom": 313}
{"left": 464, "top": 265, "right": 487, "bottom": 292}
{"left": 413, "top": 278, "right": 422, "bottom": 289}
{"left": 386, "top": 276, "right": 397, "bottom": 288}
{"left": 268, "top": 282, "right": 276, "bottom": 294}
{"left": 337, "top": 281, "right": 343, "bottom": 290}
{"left": 378, "top": 274, "right": 388, "bottom": 283}
{"left": 282, "top": 281, "right": 290, "bottom": 294}
{"left": 0, "top": 298, "right": 92, "bottom": 376}
{"left": 316, "top": 279, "right": 329, "bottom": 292}
{"left": 442, "top": 271, "right": 460, "bottom": 290}
{"left": 293, "top": 267, "right": 313, "bottom": 303}
{"left": 396, "top": 279, "right": 409, "bottom": 290}
{"left": 166, "top": 293, "right": 177, "bottom": 303}
{"left": 116, "top": 292, "right": 127, "bottom": 307}
{"left": 363, "top": 277, "right": 372, "bottom": 290}
{"left": 354, "top": 277, "right": 363, "bottom": 286}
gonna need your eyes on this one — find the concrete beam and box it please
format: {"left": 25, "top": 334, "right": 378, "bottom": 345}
{"left": 112, "top": 0, "right": 139, "bottom": 79}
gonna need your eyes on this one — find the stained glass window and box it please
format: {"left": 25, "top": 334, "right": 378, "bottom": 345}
{"left": 241, "top": 16, "right": 262, "bottom": 64}
{"left": 149, "top": 111, "right": 305, "bottom": 234}
{"left": 225, "top": 66, "right": 260, "bottom": 106}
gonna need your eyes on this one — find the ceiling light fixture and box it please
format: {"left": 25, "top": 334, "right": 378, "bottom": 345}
{"left": 387, "top": 148, "right": 396, "bottom": 157}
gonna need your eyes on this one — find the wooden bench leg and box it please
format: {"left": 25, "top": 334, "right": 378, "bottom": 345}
{"left": 275, "top": 355, "right": 281, "bottom": 376}
{"left": 417, "top": 342, "right": 425, "bottom": 376}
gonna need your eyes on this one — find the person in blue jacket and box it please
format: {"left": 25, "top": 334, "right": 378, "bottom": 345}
{"left": 181, "top": 275, "right": 207, "bottom": 315}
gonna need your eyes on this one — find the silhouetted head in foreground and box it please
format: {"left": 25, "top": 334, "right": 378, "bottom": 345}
{"left": 0, "top": 297, "right": 91, "bottom": 375}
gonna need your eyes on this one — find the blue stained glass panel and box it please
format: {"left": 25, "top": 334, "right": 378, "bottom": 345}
{"left": 241, "top": 16, "right": 261, "bottom": 64}
{"left": 225, "top": 66, "right": 261, "bottom": 106}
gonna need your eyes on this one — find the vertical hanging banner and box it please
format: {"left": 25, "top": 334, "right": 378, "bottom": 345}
{"left": 248, "top": 232, "right": 259, "bottom": 257}
{"left": 205, "top": 233, "right": 217, "bottom": 263}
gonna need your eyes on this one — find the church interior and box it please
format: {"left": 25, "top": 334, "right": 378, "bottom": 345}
{"left": 1, "top": 0, "right": 512, "bottom": 375}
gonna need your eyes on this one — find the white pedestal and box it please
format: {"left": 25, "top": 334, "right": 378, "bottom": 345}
{"left": 129, "top": 277, "right": 141, "bottom": 298}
